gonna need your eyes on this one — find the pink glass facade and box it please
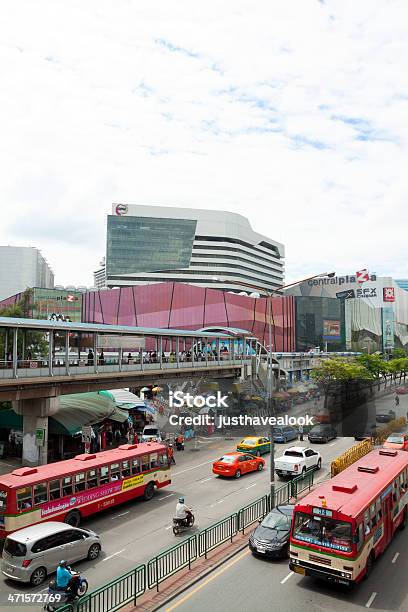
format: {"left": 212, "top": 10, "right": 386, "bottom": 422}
{"left": 82, "top": 283, "right": 296, "bottom": 351}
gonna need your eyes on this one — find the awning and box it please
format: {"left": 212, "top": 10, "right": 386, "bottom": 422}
{"left": 100, "top": 389, "right": 145, "bottom": 409}
{"left": 0, "top": 409, "right": 23, "bottom": 430}
{"left": 134, "top": 403, "right": 156, "bottom": 416}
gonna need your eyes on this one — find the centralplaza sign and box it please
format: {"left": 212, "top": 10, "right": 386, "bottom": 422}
{"left": 308, "top": 273, "right": 377, "bottom": 287}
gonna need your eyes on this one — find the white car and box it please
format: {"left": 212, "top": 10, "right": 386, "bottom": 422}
{"left": 275, "top": 446, "right": 321, "bottom": 478}
{"left": 141, "top": 426, "right": 162, "bottom": 442}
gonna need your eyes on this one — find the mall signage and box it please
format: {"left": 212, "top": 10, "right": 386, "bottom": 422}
{"left": 308, "top": 273, "right": 377, "bottom": 287}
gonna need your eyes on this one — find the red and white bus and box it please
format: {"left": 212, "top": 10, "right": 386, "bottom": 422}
{"left": 0, "top": 442, "right": 171, "bottom": 538}
{"left": 290, "top": 448, "right": 408, "bottom": 586}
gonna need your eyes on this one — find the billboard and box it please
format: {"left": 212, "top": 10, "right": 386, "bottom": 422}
{"left": 382, "top": 307, "right": 394, "bottom": 350}
{"left": 32, "top": 288, "right": 82, "bottom": 322}
{"left": 322, "top": 320, "right": 341, "bottom": 340}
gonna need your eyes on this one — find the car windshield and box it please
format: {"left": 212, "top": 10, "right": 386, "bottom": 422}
{"left": 262, "top": 511, "right": 292, "bottom": 530}
{"left": 310, "top": 426, "right": 325, "bottom": 433}
{"left": 240, "top": 439, "right": 256, "bottom": 446}
{"left": 218, "top": 456, "right": 236, "bottom": 463}
{"left": 284, "top": 451, "right": 303, "bottom": 458}
{"left": 144, "top": 429, "right": 158, "bottom": 436}
{"left": 273, "top": 428, "right": 283, "bottom": 434}
{"left": 293, "top": 512, "right": 352, "bottom": 552}
{"left": 386, "top": 435, "right": 404, "bottom": 444}
{"left": 4, "top": 538, "right": 27, "bottom": 557}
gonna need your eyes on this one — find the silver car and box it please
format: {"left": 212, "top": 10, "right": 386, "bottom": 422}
{"left": 1, "top": 521, "right": 101, "bottom": 586}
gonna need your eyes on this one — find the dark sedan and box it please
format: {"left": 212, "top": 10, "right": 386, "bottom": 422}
{"left": 376, "top": 410, "right": 396, "bottom": 423}
{"left": 248, "top": 505, "right": 294, "bottom": 558}
{"left": 354, "top": 423, "right": 378, "bottom": 441}
{"left": 308, "top": 424, "right": 337, "bottom": 443}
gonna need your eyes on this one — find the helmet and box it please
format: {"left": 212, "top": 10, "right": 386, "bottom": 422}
{"left": 179, "top": 497, "right": 185, "bottom": 503}
{"left": 59, "top": 560, "right": 68, "bottom": 568}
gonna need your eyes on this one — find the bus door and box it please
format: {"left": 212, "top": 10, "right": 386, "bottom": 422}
{"left": 383, "top": 494, "right": 393, "bottom": 546}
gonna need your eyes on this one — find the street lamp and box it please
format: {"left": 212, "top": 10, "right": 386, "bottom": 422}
{"left": 213, "top": 271, "right": 335, "bottom": 508}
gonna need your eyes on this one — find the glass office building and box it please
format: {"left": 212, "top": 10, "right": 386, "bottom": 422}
{"left": 295, "top": 296, "right": 346, "bottom": 352}
{"left": 104, "top": 204, "right": 285, "bottom": 294}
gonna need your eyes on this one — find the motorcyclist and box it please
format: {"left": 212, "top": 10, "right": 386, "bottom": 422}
{"left": 56, "top": 560, "right": 79, "bottom": 598}
{"left": 175, "top": 497, "right": 193, "bottom": 525}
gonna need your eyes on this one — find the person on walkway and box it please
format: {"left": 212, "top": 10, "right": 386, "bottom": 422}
{"left": 87, "top": 349, "right": 94, "bottom": 366}
{"left": 299, "top": 424, "right": 304, "bottom": 441}
{"left": 99, "top": 350, "right": 105, "bottom": 365}
{"left": 168, "top": 444, "right": 176, "bottom": 464}
{"left": 395, "top": 394, "right": 400, "bottom": 406}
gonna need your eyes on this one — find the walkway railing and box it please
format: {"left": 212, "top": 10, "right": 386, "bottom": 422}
{"left": 69, "top": 468, "right": 316, "bottom": 612}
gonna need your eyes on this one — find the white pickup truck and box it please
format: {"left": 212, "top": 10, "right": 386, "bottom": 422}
{"left": 275, "top": 446, "right": 321, "bottom": 478}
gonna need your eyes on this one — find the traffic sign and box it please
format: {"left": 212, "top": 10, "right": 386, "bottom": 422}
{"left": 82, "top": 426, "right": 92, "bottom": 443}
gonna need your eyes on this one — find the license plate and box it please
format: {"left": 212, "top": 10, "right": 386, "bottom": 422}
{"left": 257, "top": 547, "right": 266, "bottom": 553}
{"left": 293, "top": 566, "right": 305, "bottom": 575}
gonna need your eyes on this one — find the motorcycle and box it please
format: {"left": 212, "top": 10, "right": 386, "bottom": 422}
{"left": 173, "top": 511, "right": 195, "bottom": 535}
{"left": 43, "top": 571, "right": 88, "bottom": 611}
{"left": 176, "top": 440, "right": 184, "bottom": 451}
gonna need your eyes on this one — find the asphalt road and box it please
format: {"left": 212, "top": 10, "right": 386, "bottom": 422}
{"left": 161, "top": 525, "right": 408, "bottom": 612}
{"left": 0, "top": 434, "right": 354, "bottom": 600}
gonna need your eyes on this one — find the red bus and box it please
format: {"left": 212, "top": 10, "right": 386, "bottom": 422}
{"left": 290, "top": 448, "right": 408, "bottom": 586}
{"left": 0, "top": 442, "right": 171, "bottom": 538}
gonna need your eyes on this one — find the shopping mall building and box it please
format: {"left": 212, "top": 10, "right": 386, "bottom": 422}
{"left": 2, "top": 276, "right": 408, "bottom": 354}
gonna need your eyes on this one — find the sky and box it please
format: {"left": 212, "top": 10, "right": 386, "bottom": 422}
{"left": 0, "top": 0, "right": 407, "bottom": 286}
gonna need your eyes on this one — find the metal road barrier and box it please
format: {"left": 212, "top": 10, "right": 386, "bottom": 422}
{"left": 69, "top": 469, "right": 313, "bottom": 611}
{"left": 330, "top": 439, "right": 373, "bottom": 477}
{"left": 199, "top": 513, "right": 238, "bottom": 557}
{"left": 148, "top": 536, "right": 197, "bottom": 591}
{"left": 76, "top": 565, "right": 146, "bottom": 612}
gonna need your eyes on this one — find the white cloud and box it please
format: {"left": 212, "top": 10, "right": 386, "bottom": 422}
{"left": 0, "top": 0, "right": 407, "bottom": 285}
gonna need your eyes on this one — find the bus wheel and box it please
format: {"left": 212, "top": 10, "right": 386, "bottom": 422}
{"left": 65, "top": 510, "right": 81, "bottom": 527}
{"left": 364, "top": 552, "right": 375, "bottom": 579}
{"left": 143, "top": 482, "right": 155, "bottom": 501}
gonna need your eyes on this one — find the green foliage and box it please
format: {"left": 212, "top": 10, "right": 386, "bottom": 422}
{"left": 391, "top": 348, "right": 407, "bottom": 359}
{"left": 311, "top": 358, "right": 375, "bottom": 386}
{"left": 355, "top": 353, "right": 389, "bottom": 377}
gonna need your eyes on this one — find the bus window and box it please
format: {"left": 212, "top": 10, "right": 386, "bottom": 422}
{"left": 159, "top": 454, "right": 169, "bottom": 467}
{"left": 62, "top": 477, "right": 73, "bottom": 497}
{"left": 141, "top": 455, "right": 149, "bottom": 472}
{"left": 33, "top": 483, "right": 48, "bottom": 506}
{"left": 0, "top": 490, "right": 7, "bottom": 527}
{"left": 49, "top": 479, "right": 61, "bottom": 500}
{"left": 74, "top": 472, "right": 86, "bottom": 492}
{"left": 132, "top": 458, "right": 140, "bottom": 474}
{"left": 150, "top": 453, "right": 159, "bottom": 469}
{"left": 122, "top": 461, "right": 131, "bottom": 478}
{"left": 17, "top": 487, "right": 32, "bottom": 511}
{"left": 393, "top": 480, "right": 398, "bottom": 503}
{"left": 87, "top": 469, "right": 98, "bottom": 489}
{"left": 110, "top": 463, "right": 120, "bottom": 481}
{"left": 356, "top": 523, "right": 364, "bottom": 551}
{"left": 100, "top": 466, "right": 109, "bottom": 485}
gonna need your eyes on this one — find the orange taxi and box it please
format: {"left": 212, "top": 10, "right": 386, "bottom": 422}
{"left": 383, "top": 433, "right": 408, "bottom": 451}
{"left": 212, "top": 452, "right": 265, "bottom": 479}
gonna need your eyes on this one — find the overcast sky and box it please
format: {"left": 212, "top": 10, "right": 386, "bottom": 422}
{"left": 1, "top": 0, "right": 407, "bottom": 286}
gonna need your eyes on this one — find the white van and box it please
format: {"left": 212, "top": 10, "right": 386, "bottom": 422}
{"left": 142, "top": 426, "right": 162, "bottom": 442}
{"left": 1, "top": 521, "right": 101, "bottom": 586}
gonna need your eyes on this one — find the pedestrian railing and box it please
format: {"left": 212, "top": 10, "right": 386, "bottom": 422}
{"left": 77, "top": 565, "right": 146, "bottom": 612}
{"left": 237, "top": 494, "right": 269, "bottom": 534}
{"left": 148, "top": 536, "right": 197, "bottom": 591}
{"left": 71, "top": 468, "right": 314, "bottom": 611}
{"left": 199, "top": 513, "right": 238, "bottom": 557}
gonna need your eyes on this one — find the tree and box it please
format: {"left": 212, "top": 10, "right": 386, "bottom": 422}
{"left": 355, "top": 353, "right": 389, "bottom": 380}
{"left": 391, "top": 348, "right": 407, "bottom": 359}
{"left": 311, "top": 358, "right": 375, "bottom": 386}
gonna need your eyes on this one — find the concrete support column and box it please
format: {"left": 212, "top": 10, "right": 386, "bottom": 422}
{"left": 13, "top": 397, "right": 59, "bottom": 466}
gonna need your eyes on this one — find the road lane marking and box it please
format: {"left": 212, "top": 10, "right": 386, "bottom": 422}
{"left": 199, "top": 477, "right": 212, "bottom": 483}
{"left": 165, "top": 549, "right": 250, "bottom": 611}
{"left": 246, "top": 483, "right": 257, "bottom": 490}
{"left": 392, "top": 552, "right": 400, "bottom": 563}
{"left": 365, "top": 592, "right": 377, "bottom": 608}
{"left": 158, "top": 493, "right": 174, "bottom": 501}
{"left": 217, "top": 499, "right": 224, "bottom": 504}
{"left": 165, "top": 525, "right": 173, "bottom": 530}
{"left": 329, "top": 443, "right": 336, "bottom": 447}
{"left": 112, "top": 511, "right": 130, "bottom": 519}
{"left": 280, "top": 572, "right": 293, "bottom": 584}
{"left": 172, "top": 460, "right": 214, "bottom": 476}
{"left": 102, "top": 549, "right": 125, "bottom": 561}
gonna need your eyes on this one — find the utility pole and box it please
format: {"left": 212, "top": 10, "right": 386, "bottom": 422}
{"left": 267, "top": 296, "right": 275, "bottom": 509}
